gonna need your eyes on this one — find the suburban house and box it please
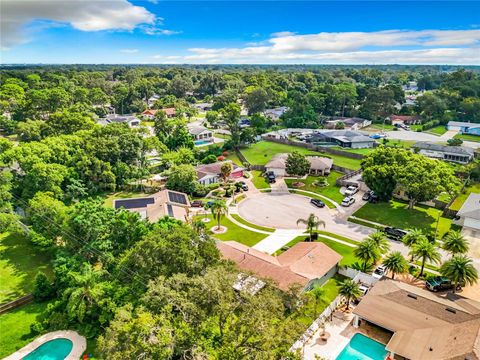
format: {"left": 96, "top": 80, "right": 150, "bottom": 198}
{"left": 195, "top": 161, "right": 244, "bottom": 185}
{"left": 192, "top": 102, "right": 213, "bottom": 112}
{"left": 217, "top": 240, "right": 342, "bottom": 291}
{"left": 263, "top": 107, "right": 288, "bottom": 122}
{"left": 454, "top": 193, "right": 480, "bottom": 231}
{"left": 113, "top": 189, "right": 190, "bottom": 223}
{"left": 324, "top": 117, "right": 372, "bottom": 130}
{"left": 147, "top": 94, "right": 160, "bottom": 108}
{"left": 265, "top": 153, "right": 333, "bottom": 177}
{"left": 98, "top": 114, "right": 140, "bottom": 128}
{"left": 387, "top": 115, "right": 422, "bottom": 125}
{"left": 141, "top": 109, "right": 158, "bottom": 119}
{"left": 353, "top": 278, "right": 480, "bottom": 360}
{"left": 306, "top": 130, "right": 375, "bottom": 149}
{"left": 413, "top": 142, "right": 474, "bottom": 164}
{"left": 447, "top": 121, "right": 480, "bottom": 136}
{"left": 189, "top": 125, "right": 214, "bottom": 144}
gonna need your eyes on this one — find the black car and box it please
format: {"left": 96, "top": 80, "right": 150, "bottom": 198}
{"left": 241, "top": 184, "right": 249, "bottom": 191}
{"left": 362, "top": 191, "right": 373, "bottom": 201}
{"left": 384, "top": 227, "right": 408, "bottom": 241}
{"left": 266, "top": 171, "right": 276, "bottom": 183}
{"left": 310, "top": 199, "right": 325, "bottom": 208}
{"left": 369, "top": 194, "right": 379, "bottom": 203}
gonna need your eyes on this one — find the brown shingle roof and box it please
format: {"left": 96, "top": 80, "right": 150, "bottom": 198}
{"left": 353, "top": 279, "right": 480, "bottom": 360}
{"left": 217, "top": 241, "right": 341, "bottom": 291}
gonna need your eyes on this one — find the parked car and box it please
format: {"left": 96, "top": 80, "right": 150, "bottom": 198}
{"left": 384, "top": 227, "right": 408, "bottom": 241}
{"left": 359, "top": 284, "right": 370, "bottom": 296}
{"left": 191, "top": 200, "right": 204, "bottom": 208}
{"left": 426, "top": 277, "right": 464, "bottom": 292}
{"left": 344, "top": 185, "right": 359, "bottom": 197}
{"left": 310, "top": 198, "right": 325, "bottom": 208}
{"left": 341, "top": 197, "right": 355, "bottom": 207}
{"left": 362, "top": 190, "right": 373, "bottom": 201}
{"left": 372, "top": 265, "right": 387, "bottom": 279}
{"left": 266, "top": 171, "right": 276, "bottom": 183}
{"left": 369, "top": 193, "right": 379, "bottom": 203}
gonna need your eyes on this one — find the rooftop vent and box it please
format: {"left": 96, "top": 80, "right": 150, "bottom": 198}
{"left": 407, "top": 294, "right": 417, "bottom": 300}
{"left": 446, "top": 307, "right": 457, "bottom": 314}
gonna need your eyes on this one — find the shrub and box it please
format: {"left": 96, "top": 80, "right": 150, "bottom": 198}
{"left": 201, "top": 154, "right": 217, "bottom": 164}
{"left": 33, "top": 272, "right": 54, "bottom": 301}
{"left": 217, "top": 155, "right": 226, "bottom": 161}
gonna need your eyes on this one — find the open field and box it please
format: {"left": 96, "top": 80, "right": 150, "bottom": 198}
{"left": 449, "top": 183, "right": 480, "bottom": 211}
{"left": 285, "top": 172, "right": 344, "bottom": 204}
{"left": 0, "top": 233, "right": 53, "bottom": 303}
{"left": 0, "top": 301, "right": 50, "bottom": 358}
{"left": 353, "top": 200, "right": 454, "bottom": 238}
{"left": 196, "top": 214, "right": 268, "bottom": 247}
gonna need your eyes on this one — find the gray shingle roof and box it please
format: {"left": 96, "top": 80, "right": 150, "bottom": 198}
{"left": 413, "top": 142, "right": 474, "bottom": 156}
{"left": 457, "top": 193, "right": 480, "bottom": 220}
{"left": 448, "top": 121, "right": 480, "bottom": 128}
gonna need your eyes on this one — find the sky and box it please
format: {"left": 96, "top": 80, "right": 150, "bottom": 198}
{"left": 1, "top": 0, "right": 480, "bottom": 64}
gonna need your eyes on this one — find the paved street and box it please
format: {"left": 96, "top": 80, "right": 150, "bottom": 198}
{"left": 385, "top": 129, "right": 480, "bottom": 149}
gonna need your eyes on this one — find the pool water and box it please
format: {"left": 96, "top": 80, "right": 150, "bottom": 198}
{"left": 194, "top": 140, "right": 211, "bottom": 145}
{"left": 23, "top": 338, "right": 73, "bottom": 360}
{"left": 336, "top": 333, "right": 388, "bottom": 360}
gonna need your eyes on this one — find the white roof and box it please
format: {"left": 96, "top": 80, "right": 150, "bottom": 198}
{"left": 457, "top": 193, "right": 480, "bottom": 221}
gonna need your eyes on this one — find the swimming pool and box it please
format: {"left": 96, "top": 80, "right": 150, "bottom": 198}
{"left": 336, "top": 333, "right": 388, "bottom": 360}
{"left": 23, "top": 338, "right": 73, "bottom": 360}
{"left": 194, "top": 140, "right": 212, "bottom": 146}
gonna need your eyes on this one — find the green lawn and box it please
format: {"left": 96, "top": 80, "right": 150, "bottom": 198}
{"left": 294, "top": 274, "right": 346, "bottom": 326}
{"left": 454, "top": 133, "right": 480, "bottom": 143}
{"left": 240, "top": 141, "right": 363, "bottom": 170}
{"left": 353, "top": 200, "right": 453, "bottom": 238}
{"left": 0, "top": 301, "right": 49, "bottom": 358}
{"left": 240, "top": 141, "right": 318, "bottom": 165}
{"left": 333, "top": 147, "right": 373, "bottom": 155}
{"left": 426, "top": 126, "right": 447, "bottom": 135}
{"left": 385, "top": 139, "right": 418, "bottom": 149}
{"left": 225, "top": 152, "right": 242, "bottom": 166}
{"left": 196, "top": 214, "right": 268, "bottom": 247}
{"left": 231, "top": 214, "right": 275, "bottom": 232}
{"left": 364, "top": 124, "right": 395, "bottom": 132}
{"left": 0, "top": 233, "right": 53, "bottom": 303}
{"left": 285, "top": 172, "right": 345, "bottom": 204}
{"left": 449, "top": 183, "right": 480, "bottom": 211}
{"left": 250, "top": 170, "right": 270, "bottom": 189}
{"left": 104, "top": 191, "right": 152, "bottom": 207}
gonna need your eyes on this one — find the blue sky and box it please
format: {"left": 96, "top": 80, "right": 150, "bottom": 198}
{"left": 1, "top": 1, "right": 480, "bottom": 64}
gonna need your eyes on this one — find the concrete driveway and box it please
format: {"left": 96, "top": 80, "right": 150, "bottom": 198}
{"left": 385, "top": 129, "right": 480, "bottom": 149}
{"left": 238, "top": 192, "right": 373, "bottom": 241}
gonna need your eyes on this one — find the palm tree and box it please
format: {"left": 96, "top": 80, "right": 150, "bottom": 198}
{"left": 192, "top": 218, "right": 206, "bottom": 234}
{"left": 220, "top": 162, "right": 233, "bottom": 182}
{"left": 354, "top": 239, "right": 381, "bottom": 272}
{"left": 308, "top": 285, "right": 325, "bottom": 318}
{"left": 339, "top": 279, "right": 361, "bottom": 311}
{"left": 63, "top": 265, "right": 105, "bottom": 323}
{"left": 402, "top": 228, "right": 427, "bottom": 261}
{"left": 208, "top": 200, "right": 228, "bottom": 231}
{"left": 367, "top": 231, "right": 390, "bottom": 253}
{"left": 442, "top": 231, "right": 469, "bottom": 257}
{"left": 440, "top": 255, "right": 478, "bottom": 293}
{"left": 296, "top": 213, "right": 325, "bottom": 241}
{"left": 409, "top": 239, "right": 441, "bottom": 277}
{"left": 383, "top": 251, "right": 408, "bottom": 279}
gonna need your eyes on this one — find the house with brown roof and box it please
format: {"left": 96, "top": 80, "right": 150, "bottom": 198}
{"left": 195, "top": 161, "right": 244, "bottom": 185}
{"left": 387, "top": 115, "right": 422, "bottom": 125}
{"left": 141, "top": 108, "right": 176, "bottom": 119}
{"left": 265, "top": 153, "right": 333, "bottom": 177}
{"left": 217, "top": 241, "right": 342, "bottom": 291}
{"left": 113, "top": 189, "right": 190, "bottom": 223}
{"left": 353, "top": 279, "right": 480, "bottom": 360}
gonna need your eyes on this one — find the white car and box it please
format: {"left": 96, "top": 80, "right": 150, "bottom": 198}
{"left": 344, "top": 185, "right": 359, "bottom": 196}
{"left": 372, "top": 265, "right": 387, "bottom": 279}
{"left": 359, "top": 284, "right": 369, "bottom": 296}
{"left": 341, "top": 197, "right": 355, "bottom": 207}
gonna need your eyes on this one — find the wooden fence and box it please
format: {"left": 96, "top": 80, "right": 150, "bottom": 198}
{"left": 0, "top": 294, "right": 34, "bottom": 314}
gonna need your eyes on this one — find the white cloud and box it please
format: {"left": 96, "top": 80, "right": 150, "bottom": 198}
{"left": 158, "top": 29, "right": 480, "bottom": 65}
{"left": 271, "top": 31, "right": 296, "bottom": 37}
{"left": 1, "top": 0, "right": 156, "bottom": 49}
{"left": 143, "top": 27, "right": 181, "bottom": 36}
{"left": 120, "top": 48, "right": 139, "bottom": 53}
